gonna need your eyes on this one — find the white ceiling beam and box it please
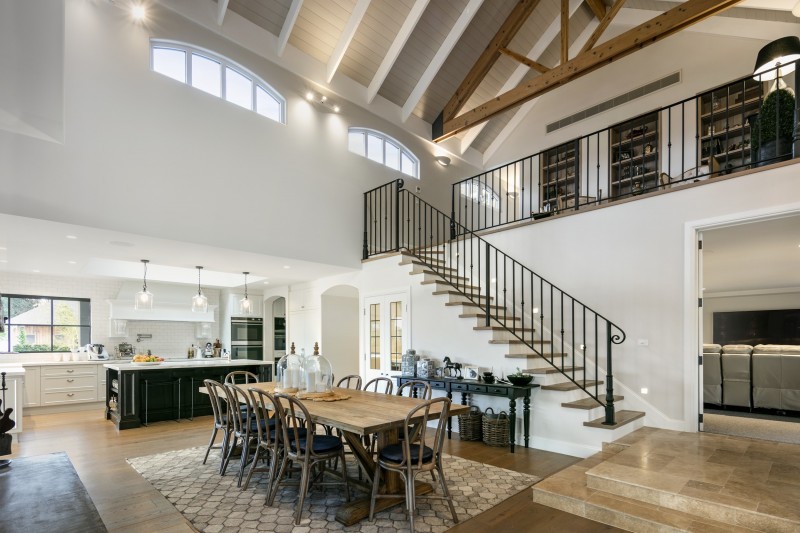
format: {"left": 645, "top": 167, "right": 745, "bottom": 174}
{"left": 326, "top": 0, "right": 372, "bottom": 83}
{"left": 400, "top": 0, "right": 484, "bottom": 122}
{"left": 483, "top": 18, "right": 599, "bottom": 163}
{"left": 366, "top": 0, "right": 430, "bottom": 104}
{"left": 277, "top": 0, "right": 304, "bottom": 57}
{"left": 460, "top": 0, "right": 582, "bottom": 154}
{"left": 216, "top": 0, "right": 230, "bottom": 26}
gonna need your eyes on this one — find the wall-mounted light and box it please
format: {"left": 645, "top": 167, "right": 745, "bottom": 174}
{"left": 135, "top": 259, "right": 153, "bottom": 310}
{"left": 435, "top": 156, "right": 451, "bottom": 167}
{"left": 131, "top": 3, "right": 147, "bottom": 21}
{"left": 304, "top": 90, "right": 340, "bottom": 113}
{"left": 191, "top": 266, "right": 208, "bottom": 312}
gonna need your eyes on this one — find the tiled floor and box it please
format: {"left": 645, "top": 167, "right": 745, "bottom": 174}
{"left": 533, "top": 427, "right": 800, "bottom": 532}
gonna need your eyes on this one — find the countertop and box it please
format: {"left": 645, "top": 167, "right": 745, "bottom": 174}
{"left": 104, "top": 359, "right": 272, "bottom": 371}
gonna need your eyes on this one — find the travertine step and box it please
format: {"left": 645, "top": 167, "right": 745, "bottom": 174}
{"left": 417, "top": 270, "right": 470, "bottom": 282}
{"left": 489, "top": 338, "right": 552, "bottom": 345}
{"left": 541, "top": 379, "right": 602, "bottom": 391}
{"left": 432, "top": 290, "right": 494, "bottom": 302}
{"left": 526, "top": 366, "right": 584, "bottom": 374}
{"left": 423, "top": 280, "right": 482, "bottom": 291}
{"left": 459, "top": 312, "right": 522, "bottom": 322}
{"left": 562, "top": 396, "right": 624, "bottom": 410}
{"left": 583, "top": 410, "right": 644, "bottom": 429}
{"left": 473, "top": 325, "right": 535, "bottom": 333}
{"left": 446, "top": 301, "right": 506, "bottom": 311}
{"left": 505, "top": 352, "right": 566, "bottom": 359}
{"left": 401, "top": 258, "right": 454, "bottom": 270}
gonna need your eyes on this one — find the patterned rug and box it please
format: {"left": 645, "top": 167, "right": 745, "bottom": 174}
{"left": 127, "top": 446, "right": 539, "bottom": 532}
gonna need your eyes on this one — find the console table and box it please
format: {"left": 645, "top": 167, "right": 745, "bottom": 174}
{"left": 396, "top": 375, "right": 538, "bottom": 452}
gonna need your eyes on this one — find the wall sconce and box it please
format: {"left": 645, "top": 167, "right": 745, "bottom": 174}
{"left": 435, "top": 156, "right": 451, "bottom": 167}
{"left": 305, "top": 90, "right": 341, "bottom": 113}
{"left": 753, "top": 36, "right": 800, "bottom": 81}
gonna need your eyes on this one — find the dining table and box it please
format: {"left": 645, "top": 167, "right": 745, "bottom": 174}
{"left": 200, "top": 381, "right": 469, "bottom": 526}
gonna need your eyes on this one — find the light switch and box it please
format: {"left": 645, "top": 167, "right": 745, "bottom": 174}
{"left": 637, "top": 339, "right": 649, "bottom": 346}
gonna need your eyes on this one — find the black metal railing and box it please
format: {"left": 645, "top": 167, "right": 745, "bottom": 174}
{"left": 364, "top": 179, "right": 626, "bottom": 424}
{"left": 452, "top": 60, "right": 797, "bottom": 234}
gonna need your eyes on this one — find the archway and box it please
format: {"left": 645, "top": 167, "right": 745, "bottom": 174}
{"left": 321, "top": 285, "right": 360, "bottom": 379}
{"left": 264, "top": 294, "right": 287, "bottom": 364}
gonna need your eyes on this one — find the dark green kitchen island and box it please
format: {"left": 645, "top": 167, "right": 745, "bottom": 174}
{"left": 104, "top": 360, "right": 272, "bottom": 429}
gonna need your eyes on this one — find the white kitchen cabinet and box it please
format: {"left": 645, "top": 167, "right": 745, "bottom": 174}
{"left": 288, "top": 309, "right": 321, "bottom": 356}
{"left": 23, "top": 366, "right": 41, "bottom": 407}
{"left": 289, "top": 287, "right": 319, "bottom": 312}
{"left": 97, "top": 370, "right": 106, "bottom": 402}
{"left": 40, "top": 364, "right": 98, "bottom": 406}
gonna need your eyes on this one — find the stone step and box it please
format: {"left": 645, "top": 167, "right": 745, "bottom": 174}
{"left": 505, "top": 352, "right": 567, "bottom": 359}
{"left": 562, "top": 396, "right": 624, "bottom": 410}
{"left": 526, "top": 366, "right": 584, "bottom": 374}
{"left": 432, "top": 290, "right": 495, "bottom": 302}
{"left": 583, "top": 410, "right": 644, "bottom": 429}
{"left": 402, "top": 258, "right": 454, "bottom": 271}
{"left": 422, "top": 280, "right": 482, "bottom": 291}
{"left": 473, "top": 325, "right": 535, "bottom": 333}
{"left": 532, "top": 465, "right": 763, "bottom": 533}
{"left": 404, "top": 248, "right": 445, "bottom": 256}
{"left": 541, "top": 379, "right": 603, "bottom": 391}
{"left": 418, "top": 270, "right": 470, "bottom": 282}
{"left": 488, "top": 338, "right": 552, "bottom": 345}
{"left": 446, "top": 301, "right": 507, "bottom": 311}
{"left": 459, "top": 312, "right": 521, "bottom": 323}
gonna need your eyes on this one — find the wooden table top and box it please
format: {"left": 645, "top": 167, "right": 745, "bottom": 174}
{"left": 206, "top": 381, "right": 469, "bottom": 437}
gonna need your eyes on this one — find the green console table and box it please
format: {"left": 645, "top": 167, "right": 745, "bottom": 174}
{"left": 396, "top": 375, "right": 538, "bottom": 452}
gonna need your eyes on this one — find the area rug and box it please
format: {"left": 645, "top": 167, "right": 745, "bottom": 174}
{"left": 127, "top": 446, "right": 539, "bottom": 532}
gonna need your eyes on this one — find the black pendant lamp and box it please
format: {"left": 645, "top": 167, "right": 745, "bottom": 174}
{"left": 753, "top": 36, "right": 800, "bottom": 81}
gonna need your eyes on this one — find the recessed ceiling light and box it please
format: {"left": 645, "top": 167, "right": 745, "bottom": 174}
{"left": 263, "top": 281, "right": 270, "bottom": 285}
{"left": 0, "top": 246, "right": 6, "bottom": 251}
{"left": 66, "top": 235, "right": 77, "bottom": 240}
{"left": 32, "top": 269, "right": 40, "bottom": 273}
{"left": 283, "top": 265, "right": 290, "bottom": 269}
{"left": 67, "top": 261, "right": 77, "bottom": 265}
{"left": 0, "top": 260, "right": 7, "bottom": 263}
{"left": 332, "top": 105, "right": 340, "bottom": 113}
{"left": 109, "top": 241, "right": 134, "bottom": 247}
{"left": 305, "top": 91, "right": 315, "bottom": 101}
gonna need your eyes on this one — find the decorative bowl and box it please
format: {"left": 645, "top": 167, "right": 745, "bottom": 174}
{"left": 507, "top": 374, "right": 533, "bottom": 386}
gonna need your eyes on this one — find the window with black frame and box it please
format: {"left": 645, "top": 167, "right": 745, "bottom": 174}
{"left": 0, "top": 295, "right": 91, "bottom": 353}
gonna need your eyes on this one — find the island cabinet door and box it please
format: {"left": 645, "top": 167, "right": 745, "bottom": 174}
{"left": 138, "top": 371, "right": 179, "bottom": 423}
{"left": 179, "top": 369, "right": 214, "bottom": 419}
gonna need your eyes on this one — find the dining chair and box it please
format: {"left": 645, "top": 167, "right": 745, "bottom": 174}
{"left": 242, "top": 387, "right": 281, "bottom": 494}
{"left": 202, "top": 379, "right": 232, "bottom": 474}
{"left": 363, "top": 376, "right": 394, "bottom": 395}
{"left": 336, "top": 374, "right": 363, "bottom": 390}
{"left": 396, "top": 379, "right": 432, "bottom": 400}
{"left": 225, "top": 370, "right": 259, "bottom": 385}
{"left": 221, "top": 382, "right": 264, "bottom": 487}
{"left": 269, "top": 393, "right": 351, "bottom": 524}
{"left": 369, "top": 397, "right": 457, "bottom": 532}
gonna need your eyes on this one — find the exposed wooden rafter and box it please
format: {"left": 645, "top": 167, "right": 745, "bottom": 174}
{"left": 580, "top": 0, "right": 627, "bottom": 54}
{"left": 434, "top": 0, "right": 742, "bottom": 143}
{"left": 277, "top": 0, "right": 304, "bottom": 57}
{"left": 585, "top": 0, "right": 607, "bottom": 20}
{"left": 216, "top": 0, "right": 230, "bottom": 26}
{"left": 561, "top": 0, "right": 569, "bottom": 64}
{"left": 327, "top": 0, "right": 372, "bottom": 83}
{"left": 442, "top": 0, "right": 541, "bottom": 122}
{"left": 499, "top": 47, "right": 550, "bottom": 73}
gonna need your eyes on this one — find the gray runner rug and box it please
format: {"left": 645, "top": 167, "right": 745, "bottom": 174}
{"left": 128, "top": 446, "right": 539, "bottom": 532}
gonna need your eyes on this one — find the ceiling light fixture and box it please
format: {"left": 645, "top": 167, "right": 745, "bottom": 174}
{"left": 131, "top": 4, "right": 146, "bottom": 21}
{"left": 239, "top": 271, "right": 253, "bottom": 316}
{"left": 135, "top": 259, "right": 153, "bottom": 310}
{"left": 66, "top": 235, "right": 77, "bottom": 240}
{"left": 753, "top": 36, "right": 800, "bottom": 81}
{"left": 435, "top": 156, "right": 451, "bottom": 167}
{"left": 192, "top": 266, "right": 208, "bottom": 312}
{"left": 304, "top": 90, "right": 341, "bottom": 113}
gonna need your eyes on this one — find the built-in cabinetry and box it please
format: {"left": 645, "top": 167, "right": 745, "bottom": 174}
{"left": 609, "top": 111, "right": 660, "bottom": 198}
{"left": 22, "top": 366, "right": 40, "bottom": 407}
{"left": 22, "top": 362, "right": 106, "bottom": 410}
{"left": 539, "top": 140, "right": 579, "bottom": 212}
{"left": 697, "top": 77, "right": 762, "bottom": 175}
{"left": 289, "top": 287, "right": 320, "bottom": 355}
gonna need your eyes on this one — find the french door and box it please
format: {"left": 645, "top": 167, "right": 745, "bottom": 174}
{"left": 363, "top": 291, "right": 409, "bottom": 383}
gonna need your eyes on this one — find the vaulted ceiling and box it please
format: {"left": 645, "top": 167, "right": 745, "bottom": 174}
{"left": 212, "top": 0, "right": 796, "bottom": 159}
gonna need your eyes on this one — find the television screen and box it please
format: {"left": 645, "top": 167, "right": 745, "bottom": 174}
{"left": 713, "top": 309, "right": 800, "bottom": 346}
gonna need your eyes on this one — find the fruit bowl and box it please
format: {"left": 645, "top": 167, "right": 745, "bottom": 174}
{"left": 507, "top": 374, "right": 534, "bottom": 386}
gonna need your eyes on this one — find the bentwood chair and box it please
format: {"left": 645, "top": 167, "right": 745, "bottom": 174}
{"left": 269, "top": 393, "right": 351, "bottom": 524}
{"left": 242, "top": 388, "right": 281, "bottom": 494}
{"left": 225, "top": 370, "right": 259, "bottom": 385}
{"left": 369, "top": 397, "right": 458, "bottom": 532}
{"left": 202, "top": 379, "right": 232, "bottom": 474}
{"left": 221, "top": 383, "right": 269, "bottom": 487}
{"left": 336, "top": 374, "right": 363, "bottom": 390}
{"left": 363, "top": 376, "right": 394, "bottom": 395}
{"left": 396, "top": 380, "right": 432, "bottom": 400}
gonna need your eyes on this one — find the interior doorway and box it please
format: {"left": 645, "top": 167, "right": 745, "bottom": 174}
{"left": 698, "top": 213, "right": 800, "bottom": 444}
{"left": 264, "top": 296, "right": 286, "bottom": 364}
{"left": 320, "top": 285, "right": 359, "bottom": 381}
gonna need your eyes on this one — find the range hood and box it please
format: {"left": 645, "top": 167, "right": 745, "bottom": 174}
{"left": 108, "top": 282, "right": 216, "bottom": 323}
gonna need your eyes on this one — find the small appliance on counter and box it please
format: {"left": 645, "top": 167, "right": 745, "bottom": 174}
{"left": 202, "top": 342, "right": 214, "bottom": 358}
{"left": 117, "top": 343, "right": 134, "bottom": 358}
{"left": 87, "top": 343, "right": 109, "bottom": 360}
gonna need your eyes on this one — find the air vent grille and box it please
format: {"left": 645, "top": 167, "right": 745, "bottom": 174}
{"left": 546, "top": 71, "right": 681, "bottom": 133}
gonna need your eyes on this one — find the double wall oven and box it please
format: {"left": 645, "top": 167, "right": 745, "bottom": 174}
{"left": 230, "top": 316, "right": 264, "bottom": 360}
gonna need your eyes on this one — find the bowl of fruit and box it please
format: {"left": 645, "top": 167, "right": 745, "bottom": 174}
{"left": 132, "top": 354, "right": 165, "bottom": 365}
{"left": 506, "top": 368, "right": 534, "bottom": 386}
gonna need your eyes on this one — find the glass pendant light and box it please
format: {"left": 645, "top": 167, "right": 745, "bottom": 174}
{"left": 135, "top": 259, "right": 153, "bottom": 310}
{"left": 191, "top": 266, "right": 208, "bottom": 312}
{"left": 239, "top": 271, "right": 253, "bottom": 316}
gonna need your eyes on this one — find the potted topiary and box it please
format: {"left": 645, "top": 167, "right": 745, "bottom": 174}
{"left": 751, "top": 86, "right": 795, "bottom": 166}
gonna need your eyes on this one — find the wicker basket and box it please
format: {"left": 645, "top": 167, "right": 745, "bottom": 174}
{"left": 457, "top": 405, "right": 482, "bottom": 441}
{"left": 482, "top": 407, "right": 509, "bottom": 447}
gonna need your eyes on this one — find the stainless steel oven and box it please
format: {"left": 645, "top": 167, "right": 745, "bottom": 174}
{"left": 231, "top": 317, "right": 263, "bottom": 343}
{"left": 231, "top": 344, "right": 264, "bottom": 360}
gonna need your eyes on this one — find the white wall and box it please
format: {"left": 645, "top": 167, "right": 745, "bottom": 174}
{"left": 0, "top": 1, "right": 480, "bottom": 271}
{"left": 0, "top": 272, "right": 220, "bottom": 361}
{"left": 321, "top": 292, "right": 359, "bottom": 379}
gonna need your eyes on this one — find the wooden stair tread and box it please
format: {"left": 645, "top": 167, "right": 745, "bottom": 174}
{"left": 489, "top": 339, "right": 551, "bottom": 345}
{"left": 561, "top": 396, "right": 624, "bottom": 410}
{"left": 526, "top": 366, "right": 584, "bottom": 374}
{"left": 474, "top": 325, "right": 535, "bottom": 332}
{"left": 446, "top": 301, "right": 506, "bottom": 310}
{"left": 459, "top": 312, "right": 521, "bottom": 321}
{"left": 583, "top": 410, "right": 644, "bottom": 429}
{"left": 541, "top": 380, "right": 603, "bottom": 391}
{"left": 505, "top": 352, "right": 566, "bottom": 358}
{"left": 432, "top": 290, "right": 494, "bottom": 301}
{"left": 423, "top": 280, "right": 481, "bottom": 291}
{"left": 418, "top": 271, "right": 469, "bottom": 281}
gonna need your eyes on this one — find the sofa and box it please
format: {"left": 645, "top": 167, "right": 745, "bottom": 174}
{"left": 752, "top": 344, "right": 800, "bottom": 410}
{"left": 702, "top": 344, "right": 722, "bottom": 406}
{"left": 720, "top": 344, "right": 754, "bottom": 408}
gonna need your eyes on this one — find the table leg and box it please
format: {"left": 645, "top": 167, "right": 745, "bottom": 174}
{"left": 446, "top": 391, "right": 453, "bottom": 439}
{"left": 523, "top": 395, "right": 530, "bottom": 448}
{"left": 508, "top": 398, "right": 516, "bottom": 453}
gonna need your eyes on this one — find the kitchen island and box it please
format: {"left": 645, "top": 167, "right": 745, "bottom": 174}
{"left": 105, "top": 359, "right": 272, "bottom": 430}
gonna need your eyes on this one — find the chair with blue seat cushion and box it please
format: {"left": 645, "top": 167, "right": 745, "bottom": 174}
{"left": 241, "top": 387, "right": 281, "bottom": 494}
{"left": 369, "top": 396, "right": 457, "bottom": 533}
{"left": 202, "top": 379, "right": 234, "bottom": 475}
{"left": 221, "top": 382, "right": 262, "bottom": 487}
{"left": 268, "top": 393, "right": 350, "bottom": 524}
{"left": 396, "top": 380, "right": 432, "bottom": 400}
{"left": 226, "top": 371, "right": 260, "bottom": 415}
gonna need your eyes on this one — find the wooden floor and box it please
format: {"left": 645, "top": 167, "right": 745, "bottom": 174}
{"left": 9, "top": 409, "right": 622, "bottom": 532}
